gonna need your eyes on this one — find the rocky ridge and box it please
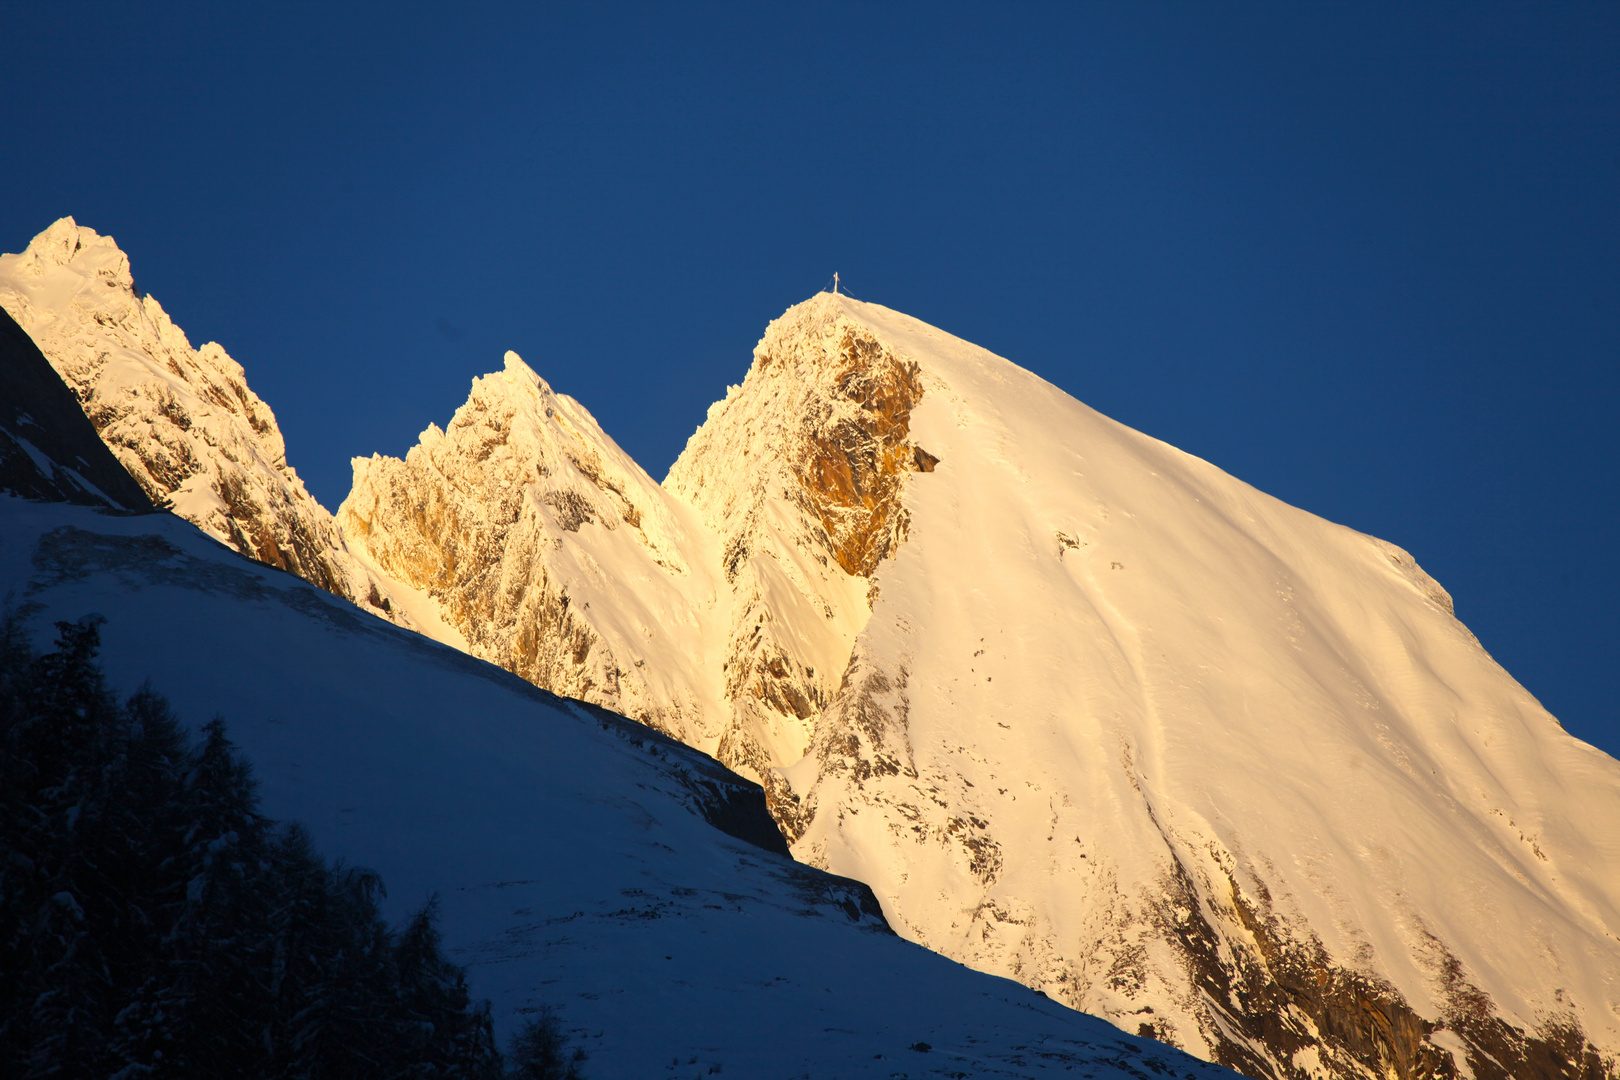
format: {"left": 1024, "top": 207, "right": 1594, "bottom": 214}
{"left": 334, "top": 298, "right": 935, "bottom": 810}
{"left": 0, "top": 219, "right": 435, "bottom": 631}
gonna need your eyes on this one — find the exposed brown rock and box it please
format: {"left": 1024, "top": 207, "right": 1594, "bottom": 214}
{"left": 798, "top": 327, "right": 925, "bottom": 578}
{"left": 1146, "top": 852, "right": 1616, "bottom": 1080}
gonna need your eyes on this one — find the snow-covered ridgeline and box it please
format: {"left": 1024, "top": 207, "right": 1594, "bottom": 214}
{"left": 0, "top": 219, "right": 437, "bottom": 631}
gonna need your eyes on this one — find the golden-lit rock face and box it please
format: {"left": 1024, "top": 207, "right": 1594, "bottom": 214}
{"left": 664, "top": 296, "right": 941, "bottom": 826}
{"left": 799, "top": 327, "right": 926, "bottom": 578}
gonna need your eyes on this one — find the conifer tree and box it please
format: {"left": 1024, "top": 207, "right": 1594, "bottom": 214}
{"left": 0, "top": 616, "right": 515, "bottom": 1079}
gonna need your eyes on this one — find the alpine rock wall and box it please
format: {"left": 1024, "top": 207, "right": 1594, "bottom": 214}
{"left": 337, "top": 351, "right": 728, "bottom": 747}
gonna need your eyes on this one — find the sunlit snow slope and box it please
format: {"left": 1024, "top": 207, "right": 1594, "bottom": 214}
{"left": 0, "top": 497, "right": 1236, "bottom": 1080}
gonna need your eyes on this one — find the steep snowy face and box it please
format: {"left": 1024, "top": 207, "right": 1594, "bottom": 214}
{"left": 778, "top": 297, "right": 1620, "bottom": 1080}
{"left": 0, "top": 219, "right": 411, "bottom": 623}
{"left": 665, "top": 294, "right": 935, "bottom": 816}
{"left": 338, "top": 352, "right": 727, "bottom": 747}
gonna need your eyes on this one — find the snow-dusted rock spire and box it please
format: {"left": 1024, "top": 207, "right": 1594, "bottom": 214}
{"left": 338, "top": 350, "right": 729, "bottom": 748}
{"left": 0, "top": 218, "right": 422, "bottom": 625}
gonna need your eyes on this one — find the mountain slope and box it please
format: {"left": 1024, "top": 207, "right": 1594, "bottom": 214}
{"left": 333, "top": 289, "right": 1620, "bottom": 1080}
{"left": 0, "top": 494, "right": 1238, "bottom": 1080}
{"left": 7, "top": 215, "right": 1614, "bottom": 1080}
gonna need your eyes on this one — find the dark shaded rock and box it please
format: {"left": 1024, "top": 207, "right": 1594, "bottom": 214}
{"left": 0, "top": 306, "right": 151, "bottom": 511}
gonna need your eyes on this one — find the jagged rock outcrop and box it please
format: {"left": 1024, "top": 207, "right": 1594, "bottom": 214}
{"left": 665, "top": 298, "right": 936, "bottom": 821}
{"left": 338, "top": 351, "right": 728, "bottom": 746}
{"left": 0, "top": 218, "right": 419, "bottom": 625}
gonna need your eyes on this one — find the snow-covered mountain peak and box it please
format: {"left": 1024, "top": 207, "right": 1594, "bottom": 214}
{"left": 500, "top": 346, "right": 545, "bottom": 385}
{"left": 767, "top": 294, "right": 1620, "bottom": 1080}
{"left": 7, "top": 216, "right": 130, "bottom": 283}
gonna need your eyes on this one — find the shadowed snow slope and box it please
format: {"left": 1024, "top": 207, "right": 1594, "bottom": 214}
{"left": 0, "top": 497, "right": 1236, "bottom": 1080}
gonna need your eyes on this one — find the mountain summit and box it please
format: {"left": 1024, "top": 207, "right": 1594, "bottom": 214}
{"left": 757, "top": 296, "right": 1620, "bottom": 1080}
{"left": 0, "top": 218, "right": 446, "bottom": 635}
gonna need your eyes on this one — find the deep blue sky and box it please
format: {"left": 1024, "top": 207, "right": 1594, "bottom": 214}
{"left": 6, "top": 4, "right": 1617, "bottom": 757}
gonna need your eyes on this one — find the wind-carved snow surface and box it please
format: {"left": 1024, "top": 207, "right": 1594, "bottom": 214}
{"left": 0, "top": 219, "right": 449, "bottom": 638}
